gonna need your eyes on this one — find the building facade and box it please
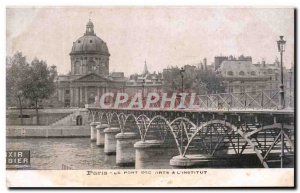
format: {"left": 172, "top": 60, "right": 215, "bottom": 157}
{"left": 217, "top": 55, "right": 292, "bottom": 94}
{"left": 55, "top": 20, "right": 125, "bottom": 107}
{"left": 125, "top": 61, "right": 163, "bottom": 96}
{"left": 52, "top": 20, "right": 163, "bottom": 108}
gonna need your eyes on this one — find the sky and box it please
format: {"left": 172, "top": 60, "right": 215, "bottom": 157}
{"left": 6, "top": 7, "right": 295, "bottom": 76}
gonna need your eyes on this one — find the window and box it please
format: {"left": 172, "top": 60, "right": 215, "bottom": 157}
{"left": 250, "top": 71, "right": 256, "bottom": 76}
{"left": 90, "top": 40, "right": 93, "bottom": 43}
{"left": 275, "top": 73, "right": 278, "bottom": 81}
{"left": 76, "top": 115, "right": 83, "bottom": 126}
{"left": 239, "top": 71, "right": 245, "bottom": 76}
{"left": 227, "top": 71, "right": 234, "bottom": 76}
{"left": 74, "top": 61, "right": 81, "bottom": 74}
{"left": 268, "top": 69, "right": 273, "bottom": 74}
{"left": 64, "top": 99, "right": 70, "bottom": 107}
{"left": 78, "top": 40, "right": 81, "bottom": 43}
{"left": 65, "top": 90, "right": 70, "bottom": 94}
{"left": 87, "top": 61, "right": 96, "bottom": 73}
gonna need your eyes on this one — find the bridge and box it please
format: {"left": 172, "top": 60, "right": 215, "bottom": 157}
{"left": 86, "top": 89, "right": 294, "bottom": 169}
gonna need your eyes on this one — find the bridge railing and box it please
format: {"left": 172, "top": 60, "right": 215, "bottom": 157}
{"left": 90, "top": 89, "right": 294, "bottom": 110}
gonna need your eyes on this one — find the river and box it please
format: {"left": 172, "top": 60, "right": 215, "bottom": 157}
{"left": 7, "top": 137, "right": 292, "bottom": 169}
{"left": 6, "top": 138, "right": 178, "bottom": 170}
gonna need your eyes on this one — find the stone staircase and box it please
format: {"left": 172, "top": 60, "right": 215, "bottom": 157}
{"left": 51, "top": 109, "right": 88, "bottom": 126}
{"left": 51, "top": 113, "right": 75, "bottom": 126}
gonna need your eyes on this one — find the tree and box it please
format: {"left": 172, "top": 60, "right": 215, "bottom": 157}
{"left": 22, "top": 58, "right": 56, "bottom": 125}
{"left": 162, "top": 65, "right": 225, "bottom": 94}
{"left": 6, "top": 52, "right": 29, "bottom": 124}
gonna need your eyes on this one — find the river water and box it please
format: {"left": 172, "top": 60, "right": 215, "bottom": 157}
{"left": 7, "top": 137, "right": 290, "bottom": 170}
{"left": 6, "top": 138, "right": 178, "bottom": 170}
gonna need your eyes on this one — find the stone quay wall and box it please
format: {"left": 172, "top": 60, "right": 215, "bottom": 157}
{"left": 6, "top": 125, "right": 90, "bottom": 138}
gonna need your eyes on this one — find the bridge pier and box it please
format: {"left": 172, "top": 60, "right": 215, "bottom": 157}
{"left": 90, "top": 122, "right": 98, "bottom": 142}
{"left": 115, "top": 132, "right": 140, "bottom": 166}
{"left": 96, "top": 124, "right": 109, "bottom": 147}
{"left": 104, "top": 127, "right": 121, "bottom": 155}
{"left": 170, "top": 154, "right": 212, "bottom": 168}
{"left": 134, "top": 140, "right": 164, "bottom": 169}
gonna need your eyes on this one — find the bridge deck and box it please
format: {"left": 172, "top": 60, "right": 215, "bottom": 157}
{"left": 87, "top": 106, "right": 294, "bottom": 115}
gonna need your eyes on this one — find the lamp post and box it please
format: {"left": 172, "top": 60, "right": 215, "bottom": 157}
{"left": 142, "top": 79, "right": 145, "bottom": 98}
{"left": 17, "top": 90, "right": 23, "bottom": 125}
{"left": 177, "top": 67, "right": 186, "bottom": 109}
{"left": 277, "top": 35, "right": 287, "bottom": 168}
{"left": 179, "top": 67, "right": 185, "bottom": 93}
{"left": 289, "top": 68, "right": 293, "bottom": 108}
{"left": 277, "top": 36, "right": 286, "bottom": 109}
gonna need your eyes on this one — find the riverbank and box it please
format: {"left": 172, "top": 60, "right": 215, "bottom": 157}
{"left": 6, "top": 108, "right": 87, "bottom": 126}
{"left": 6, "top": 125, "right": 90, "bottom": 138}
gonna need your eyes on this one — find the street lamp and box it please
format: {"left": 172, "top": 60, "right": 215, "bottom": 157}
{"left": 178, "top": 67, "right": 185, "bottom": 109}
{"left": 289, "top": 68, "right": 293, "bottom": 107}
{"left": 142, "top": 79, "right": 145, "bottom": 98}
{"left": 277, "top": 36, "right": 286, "bottom": 109}
{"left": 179, "top": 67, "right": 185, "bottom": 93}
{"left": 277, "top": 35, "right": 287, "bottom": 168}
{"left": 17, "top": 90, "right": 23, "bottom": 125}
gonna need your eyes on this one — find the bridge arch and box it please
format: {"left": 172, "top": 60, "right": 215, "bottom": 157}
{"left": 184, "top": 120, "right": 294, "bottom": 168}
{"left": 99, "top": 112, "right": 109, "bottom": 125}
{"left": 122, "top": 113, "right": 142, "bottom": 138}
{"left": 144, "top": 115, "right": 188, "bottom": 155}
{"left": 108, "top": 112, "right": 121, "bottom": 127}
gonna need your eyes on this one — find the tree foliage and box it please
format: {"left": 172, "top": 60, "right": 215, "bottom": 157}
{"left": 22, "top": 58, "right": 56, "bottom": 102}
{"left": 6, "top": 52, "right": 29, "bottom": 106}
{"left": 163, "top": 65, "right": 225, "bottom": 94}
{"left": 6, "top": 52, "right": 57, "bottom": 124}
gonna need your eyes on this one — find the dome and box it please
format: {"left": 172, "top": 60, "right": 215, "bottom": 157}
{"left": 71, "top": 35, "right": 110, "bottom": 55}
{"left": 70, "top": 20, "right": 110, "bottom": 56}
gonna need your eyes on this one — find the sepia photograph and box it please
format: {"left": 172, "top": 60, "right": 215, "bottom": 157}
{"left": 5, "top": 6, "right": 295, "bottom": 187}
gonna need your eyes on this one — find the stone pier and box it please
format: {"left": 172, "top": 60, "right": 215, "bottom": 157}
{"left": 170, "top": 154, "right": 212, "bottom": 168}
{"left": 90, "top": 122, "right": 98, "bottom": 142}
{"left": 115, "top": 132, "right": 140, "bottom": 166}
{"left": 96, "top": 124, "right": 109, "bottom": 147}
{"left": 103, "top": 127, "right": 121, "bottom": 155}
{"left": 134, "top": 140, "right": 164, "bottom": 169}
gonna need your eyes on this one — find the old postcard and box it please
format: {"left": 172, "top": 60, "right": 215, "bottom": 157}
{"left": 6, "top": 7, "right": 295, "bottom": 188}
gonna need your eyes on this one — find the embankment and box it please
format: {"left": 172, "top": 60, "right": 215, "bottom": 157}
{"left": 7, "top": 125, "right": 90, "bottom": 138}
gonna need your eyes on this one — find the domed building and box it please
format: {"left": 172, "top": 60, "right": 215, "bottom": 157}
{"left": 70, "top": 20, "right": 110, "bottom": 76}
{"left": 55, "top": 20, "right": 126, "bottom": 107}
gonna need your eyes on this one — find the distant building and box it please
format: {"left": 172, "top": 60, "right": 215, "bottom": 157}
{"left": 214, "top": 55, "right": 252, "bottom": 71}
{"left": 53, "top": 19, "right": 126, "bottom": 107}
{"left": 214, "top": 56, "right": 228, "bottom": 71}
{"left": 217, "top": 55, "right": 291, "bottom": 93}
{"left": 48, "top": 20, "right": 165, "bottom": 108}
{"left": 125, "top": 61, "right": 163, "bottom": 95}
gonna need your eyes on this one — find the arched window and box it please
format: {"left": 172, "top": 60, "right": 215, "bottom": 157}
{"left": 227, "top": 71, "right": 233, "bottom": 76}
{"left": 239, "top": 71, "right": 245, "bottom": 76}
{"left": 76, "top": 115, "right": 83, "bottom": 126}
{"left": 74, "top": 61, "right": 81, "bottom": 74}
{"left": 250, "top": 71, "right": 256, "bottom": 76}
{"left": 87, "top": 60, "right": 96, "bottom": 73}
